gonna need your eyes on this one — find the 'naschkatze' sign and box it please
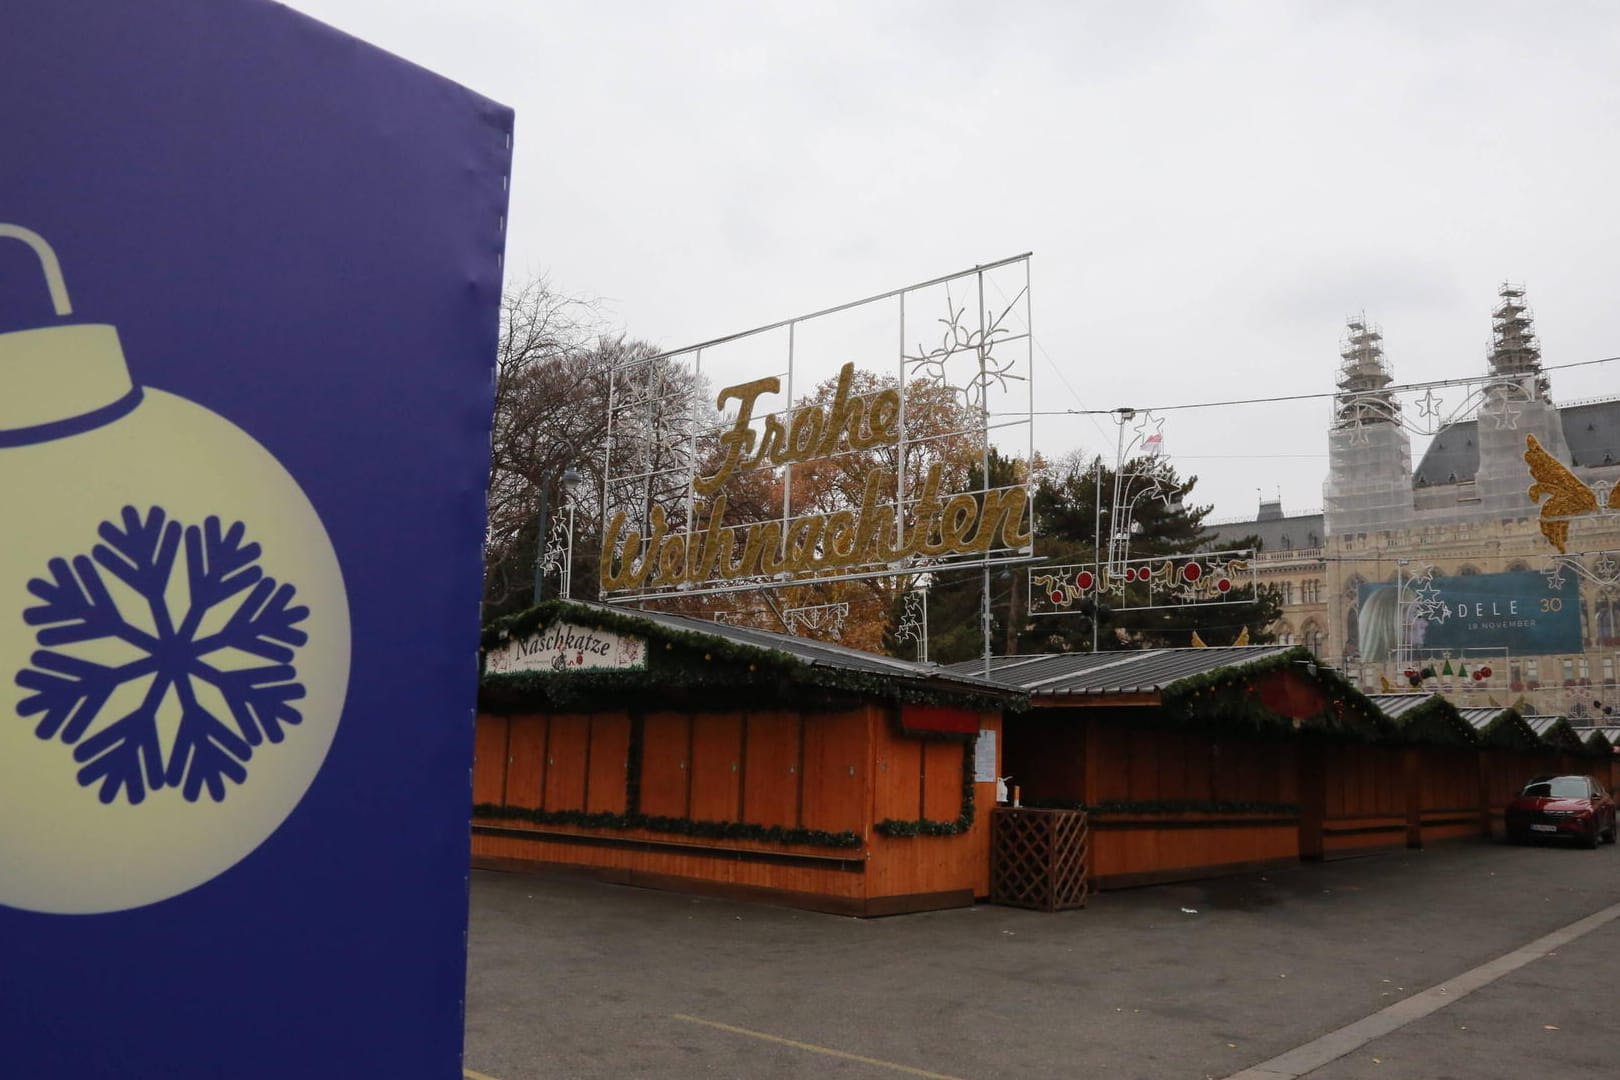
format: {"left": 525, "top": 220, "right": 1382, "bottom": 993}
{"left": 487, "top": 622, "right": 648, "bottom": 673}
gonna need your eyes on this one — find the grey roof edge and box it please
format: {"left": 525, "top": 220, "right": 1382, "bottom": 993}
{"left": 497, "top": 599, "right": 1018, "bottom": 697}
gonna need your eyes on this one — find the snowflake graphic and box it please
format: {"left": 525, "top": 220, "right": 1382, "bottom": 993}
{"left": 15, "top": 506, "right": 308, "bottom": 806}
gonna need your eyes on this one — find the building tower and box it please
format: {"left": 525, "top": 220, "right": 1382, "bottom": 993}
{"left": 1474, "top": 283, "right": 1569, "bottom": 511}
{"left": 1324, "top": 315, "right": 1413, "bottom": 536}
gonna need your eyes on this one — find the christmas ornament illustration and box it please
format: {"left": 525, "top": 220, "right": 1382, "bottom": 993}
{"left": 1, "top": 224, "right": 351, "bottom": 914}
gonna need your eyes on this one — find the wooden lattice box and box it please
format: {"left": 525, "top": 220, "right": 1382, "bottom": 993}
{"left": 990, "top": 807, "right": 1089, "bottom": 912}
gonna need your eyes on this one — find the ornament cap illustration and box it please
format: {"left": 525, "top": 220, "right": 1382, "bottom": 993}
{"left": 1, "top": 225, "right": 138, "bottom": 445}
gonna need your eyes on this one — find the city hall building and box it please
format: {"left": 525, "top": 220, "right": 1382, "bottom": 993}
{"left": 1212, "top": 286, "right": 1620, "bottom": 721}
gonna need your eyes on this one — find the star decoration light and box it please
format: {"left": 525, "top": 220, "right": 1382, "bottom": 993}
{"left": 1416, "top": 389, "right": 1443, "bottom": 421}
{"left": 1482, "top": 395, "right": 1522, "bottom": 430}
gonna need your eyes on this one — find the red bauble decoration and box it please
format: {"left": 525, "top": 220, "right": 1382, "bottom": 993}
{"left": 1050, "top": 590, "right": 1064, "bottom": 604}
{"left": 1076, "top": 570, "right": 1094, "bottom": 591}
{"left": 1182, "top": 562, "right": 1202, "bottom": 582}
{"left": 1216, "top": 578, "right": 1231, "bottom": 593}
{"left": 1480, "top": 666, "right": 1492, "bottom": 678}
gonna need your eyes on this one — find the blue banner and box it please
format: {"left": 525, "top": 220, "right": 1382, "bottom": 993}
{"left": 1357, "top": 571, "right": 1582, "bottom": 659}
{"left": 1, "top": 2, "right": 510, "bottom": 1076}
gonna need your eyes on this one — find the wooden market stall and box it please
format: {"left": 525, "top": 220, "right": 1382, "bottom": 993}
{"left": 1523, "top": 714, "right": 1601, "bottom": 782}
{"left": 1463, "top": 705, "right": 1549, "bottom": 836}
{"left": 956, "top": 646, "right": 1393, "bottom": 890}
{"left": 471, "top": 601, "right": 1014, "bottom": 917}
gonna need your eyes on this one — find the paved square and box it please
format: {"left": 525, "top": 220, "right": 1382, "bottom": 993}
{"left": 465, "top": 838, "right": 1620, "bottom": 1079}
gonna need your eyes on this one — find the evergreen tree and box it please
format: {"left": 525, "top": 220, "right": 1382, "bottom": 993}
{"left": 1019, "top": 452, "right": 1280, "bottom": 652}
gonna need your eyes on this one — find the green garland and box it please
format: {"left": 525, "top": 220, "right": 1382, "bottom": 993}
{"left": 1388, "top": 698, "right": 1479, "bottom": 749}
{"left": 1022, "top": 798, "right": 1299, "bottom": 817}
{"left": 1160, "top": 647, "right": 1393, "bottom": 742}
{"left": 874, "top": 739, "right": 977, "bottom": 838}
{"left": 1469, "top": 709, "right": 1536, "bottom": 751}
{"left": 472, "top": 802, "right": 862, "bottom": 849}
{"left": 480, "top": 600, "right": 1011, "bottom": 714}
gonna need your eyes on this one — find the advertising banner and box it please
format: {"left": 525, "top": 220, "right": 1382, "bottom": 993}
{"left": 1, "top": 2, "right": 511, "bottom": 1076}
{"left": 1356, "top": 571, "right": 1582, "bottom": 660}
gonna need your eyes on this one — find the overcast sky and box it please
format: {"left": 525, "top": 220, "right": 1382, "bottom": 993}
{"left": 289, "top": 0, "right": 1619, "bottom": 525}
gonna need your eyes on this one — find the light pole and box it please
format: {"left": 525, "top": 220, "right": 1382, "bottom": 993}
{"left": 533, "top": 463, "right": 584, "bottom": 606}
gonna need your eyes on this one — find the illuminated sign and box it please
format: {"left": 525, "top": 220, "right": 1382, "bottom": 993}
{"left": 599, "top": 258, "right": 1036, "bottom": 600}
{"left": 1028, "top": 551, "right": 1255, "bottom": 616}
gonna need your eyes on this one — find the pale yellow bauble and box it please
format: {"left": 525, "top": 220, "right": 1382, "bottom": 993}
{"left": 1, "top": 321, "right": 350, "bottom": 914}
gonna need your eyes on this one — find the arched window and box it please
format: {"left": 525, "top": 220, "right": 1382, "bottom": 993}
{"left": 1458, "top": 564, "right": 1480, "bottom": 576}
{"left": 1506, "top": 560, "right": 1530, "bottom": 572}
{"left": 1301, "top": 619, "right": 1325, "bottom": 657}
{"left": 1274, "top": 621, "right": 1296, "bottom": 646}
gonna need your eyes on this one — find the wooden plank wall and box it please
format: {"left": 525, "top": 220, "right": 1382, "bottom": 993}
{"left": 1079, "top": 725, "right": 1300, "bottom": 887}
{"left": 1081, "top": 726, "right": 1296, "bottom": 807}
{"left": 1001, "top": 714, "right": 1085, "bottom": 802}
{"left": 471, "top": 705, "right": 882, "bottom": 911}
{"left": 864, "top": 709, "right": 1000, "bottom": 904}
{"left": 1418, "top": 748, "right": 1482, "bottom": 842}
{"left": 1320, "top": 744, "right": 1406, "bottom": 854}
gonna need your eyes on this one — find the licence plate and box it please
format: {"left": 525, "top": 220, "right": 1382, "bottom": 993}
{"left": 1531, "top": 824, "right": 1558, "bottom": 833}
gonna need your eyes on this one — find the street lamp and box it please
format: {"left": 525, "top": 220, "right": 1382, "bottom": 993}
{"left": 533, "top": 463, "right": 584, "bottom": 605}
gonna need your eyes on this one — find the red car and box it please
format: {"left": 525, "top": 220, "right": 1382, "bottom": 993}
{"left": 1505, "top": 775, "right": 1618, "bottom": 848}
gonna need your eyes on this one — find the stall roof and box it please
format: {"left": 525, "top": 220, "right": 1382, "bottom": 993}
{"left": 1364, "top": 693, "right": 1433, "bottom": 720}
{"left": 1365, "top": 692, "right": 1480, "bottom": 746}
{"left": 1367, "top": 694, "right": 1554, "bottom": 749}
{"left": 602, "top": 602, "right": 1010, "bottom": 692}
{"left": 481, "top": 600, "right": 1015, "bottom": 708}
{"left": 941, "top": 646, "right": 1296, "bottom": 696}
{"left": 1522, "top": 714, "right": 1587, "bottom": 752}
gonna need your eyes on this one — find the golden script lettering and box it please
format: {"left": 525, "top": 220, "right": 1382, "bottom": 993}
{"left": 601, "top": 362, "right": 1031, "bottom": 593}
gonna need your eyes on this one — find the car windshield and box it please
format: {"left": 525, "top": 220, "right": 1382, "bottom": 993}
{"left": 1522, "top": 778, "right": 1589, "bottom": 799}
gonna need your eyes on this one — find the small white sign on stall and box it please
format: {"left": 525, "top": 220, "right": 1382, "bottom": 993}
{"left": 486, "top": 621, "right": 648, "bottom": 674}
{"left": 974, "top": 728, "right": 998, "bottom": 783}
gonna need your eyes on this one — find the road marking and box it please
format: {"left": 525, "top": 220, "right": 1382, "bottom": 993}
{"left": 464, "top": 1069, "right": 503, "bottom": 1080}
{"left": 1223, "top": 897, "right": 1620, "bottom": 1079}
{"left": 673, "top": 1013, "right": 970, "bottom": 1080}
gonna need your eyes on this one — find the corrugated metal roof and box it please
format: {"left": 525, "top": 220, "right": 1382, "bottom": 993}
{"left": 1572, "top": 727, "right": 1620, "bottom": 749}
{"left": 1458, "top": 706, "right": 1518, "bottom": 732}
{"left": 939, "top": 646, "right": 1296, "bottom": 695}
{"left": 1525, "top": 715, "right": 1562, "bottom": 736}
{"left": 1366, "top": 693, "right": 1435, "bottom": 719}
{"left": 591, "top": 602, "right": 1012, "bottom": 694}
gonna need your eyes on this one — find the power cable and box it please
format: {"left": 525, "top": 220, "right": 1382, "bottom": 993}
{"left": 1032, "top": 354, "right": 1620, "bottom": 416}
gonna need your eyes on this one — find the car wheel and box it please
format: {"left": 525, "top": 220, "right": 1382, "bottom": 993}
{"left": 1582, "top": 825, "right": 1601, "bottom": 849}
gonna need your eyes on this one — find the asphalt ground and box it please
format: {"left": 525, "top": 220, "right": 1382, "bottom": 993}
{"left": 464, "top": 837, "right": 1620, "bottom": 1080}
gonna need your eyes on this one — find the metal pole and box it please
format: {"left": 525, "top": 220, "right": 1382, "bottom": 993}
{"left": 782, "top": 322, "right": 794, "bottom": 559}
{"left": 562, "top": 499, "right": 576, "bottom": 600}
{"left": 1395, "top": 559, "right": 1406, "bottom": 669}
{"left": 1092, "top": 455, "right": 1101, "bottom": 653}
{"left": 896, "top": 290, "right": 906, "bottom": 550}
{"left": 978, "top": 270, "right": 991, "bottom": 676}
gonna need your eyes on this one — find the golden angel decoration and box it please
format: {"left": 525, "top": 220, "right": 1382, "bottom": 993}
{"left": 1524, "top": 434, "right": 1619, "bottom": 552}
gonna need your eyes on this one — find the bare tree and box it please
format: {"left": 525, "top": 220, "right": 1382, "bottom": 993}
{"left": 484, "top": 278, "right": 711, "bottom": 618}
